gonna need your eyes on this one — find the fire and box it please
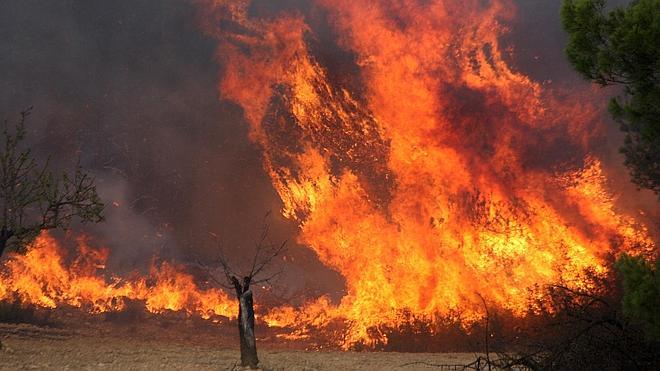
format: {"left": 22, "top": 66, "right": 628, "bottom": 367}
{"left": 0, "top": 0, "right": 655, "bottom": 350}
{"left": 0, "top": 233, "right": 235, "bottom": 320}
{"left": 198, "top": 0, "right": 656, "bottom": 346}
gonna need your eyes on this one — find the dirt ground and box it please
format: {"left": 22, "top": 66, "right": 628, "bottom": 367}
{"left": 0, "top": 322, "right": 482, "bottom": 370}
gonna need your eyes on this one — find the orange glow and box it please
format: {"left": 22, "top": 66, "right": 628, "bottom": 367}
{"left": 0, "top": 233, "right": 235, "bottom": 320}
{"left": 198, "top": 0, "right": 656, "bottom": 347}
{"left": 0, "top": 0, "right": 654, "bottom": 350}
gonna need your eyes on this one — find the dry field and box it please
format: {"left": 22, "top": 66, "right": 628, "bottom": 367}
{"left": 0, "top": 321, "right": 483, "bottom": 370}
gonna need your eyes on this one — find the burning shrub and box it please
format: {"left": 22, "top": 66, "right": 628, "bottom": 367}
{"left": 498, "top": 268, "right": 660, "bottom": 370}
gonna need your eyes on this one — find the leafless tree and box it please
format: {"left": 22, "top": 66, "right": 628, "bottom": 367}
{"left": 0, "top": 108, "right": 104, "bottom": 255}
{"left": 200, "top": 214, "right": 286, "bottom": 369}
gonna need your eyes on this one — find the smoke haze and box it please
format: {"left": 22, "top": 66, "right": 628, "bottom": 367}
{"left": 0, "top": 0, "right": 655, "bottom": 300}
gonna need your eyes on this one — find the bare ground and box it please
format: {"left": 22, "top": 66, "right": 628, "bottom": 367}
{"left": 0, "top": 322, "right": 481, "bottom": 370}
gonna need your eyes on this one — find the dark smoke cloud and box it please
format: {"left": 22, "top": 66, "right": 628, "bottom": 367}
{"left": 0, "top": 0, "right": 342, "bottom": 293}
{"left": 0, "top": 0, "right": 655, "bottom": 293}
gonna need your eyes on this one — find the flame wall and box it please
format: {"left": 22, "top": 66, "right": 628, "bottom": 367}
{"left": 0, "top": 0, "right": 655, "bottom": 349}
{"left": 198, "top": 0, "right": 655, "bottom": 345}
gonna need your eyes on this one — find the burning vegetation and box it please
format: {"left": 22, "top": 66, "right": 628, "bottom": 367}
{"left": 0, "top": 232, "right": 234, "bottom": 320}
{"left": 0, "top": 0, "right": 658, "bottom": 368}
{"left": 195, "top": 0, "right": 656, "bottom": 347}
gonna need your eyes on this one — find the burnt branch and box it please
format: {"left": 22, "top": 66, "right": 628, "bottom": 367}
{"left": 476, "top": 293, "right": 493, "bottom": 371}
{"left": 193, "top": 254, "right": 233, "bottom": 290}
{"left": 199, "top": 213, "right": 287, "bottom": 292}
{"left": 195, "top": 214, "right": 286, "bottom": 369}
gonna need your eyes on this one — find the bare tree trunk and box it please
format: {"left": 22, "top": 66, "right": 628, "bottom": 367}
{"left": 232, "top": 276, "right": 258, "bottom": 369}
{"left": 212, "top": 224, "right": 285, "bottom": 369}
{"left": 0, "top": 228, "right": 11, "bottom": 257}
{"left": 236, "top": 296, "right": 247, "bottom": 364}
{"left": 239, "top": 289, "right": 258, "bottom": 368}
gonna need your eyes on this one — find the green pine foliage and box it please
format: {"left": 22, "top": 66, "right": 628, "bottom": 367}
{"left": 615, "top": 254, "right": 660, "bottom": 340}
{"left": 561, "top": 0, "right": 660, "bottom": 195}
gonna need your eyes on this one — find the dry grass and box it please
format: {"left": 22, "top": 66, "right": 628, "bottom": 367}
{"left": 0, "top": 322, "right": 481, "bottom": 370}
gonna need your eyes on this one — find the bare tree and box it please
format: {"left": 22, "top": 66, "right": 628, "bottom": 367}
{"left": 201, "top": 214, "right": 286, "bottom": 369}
{"left": 0, "top": 108, "right": 104, "bottom": 255}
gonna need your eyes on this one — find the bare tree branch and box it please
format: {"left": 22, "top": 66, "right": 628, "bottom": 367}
{"left": 1, "top": 108, "right": 104, "bottom": 255}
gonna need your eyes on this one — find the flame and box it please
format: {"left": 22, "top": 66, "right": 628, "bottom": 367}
{"left": 198, "top": 0, "right": 656, "bottom": 346}
{"left": 0, "top": 233, "right": 235, "bottom": 320}
{"left": 0, "top": 0, "right": 654, "bottom": 350}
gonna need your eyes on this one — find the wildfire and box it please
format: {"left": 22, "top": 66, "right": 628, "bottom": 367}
{"left": 0, "top": 233, "right": 234, "bottom": 320}
{"left": 0, "top": 0, "right": 655, "bottom": 350}
{"left": 198, "top": 0, "right": 656, "bottom": 347}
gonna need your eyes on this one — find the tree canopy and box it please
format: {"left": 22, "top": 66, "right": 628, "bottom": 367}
{"left": 0, "top": 108, "right": 104, "bottom": 255}
{"left": 561, "top": 0, "right": 660, "bottom": 195}
{"left": 615, "top": 255, "right": 660, "bottom": 340}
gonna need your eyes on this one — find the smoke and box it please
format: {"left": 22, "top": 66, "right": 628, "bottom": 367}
{"left": 0, "top": 0, "right": 343, "bottom": 294}
{"left": 0, "top": 0, "right": 655, "bottom": 300}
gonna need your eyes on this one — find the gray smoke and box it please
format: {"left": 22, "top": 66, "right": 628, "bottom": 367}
{"left": 0, "top": 0, "right": 655, "bottom": 297}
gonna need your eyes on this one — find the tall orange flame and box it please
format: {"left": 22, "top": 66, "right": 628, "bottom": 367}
{"left": 0, "top": 0, "right": 654, "bottom": 350}
{"left": 198, "top": 0, "right": 655, "bottom": 346}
